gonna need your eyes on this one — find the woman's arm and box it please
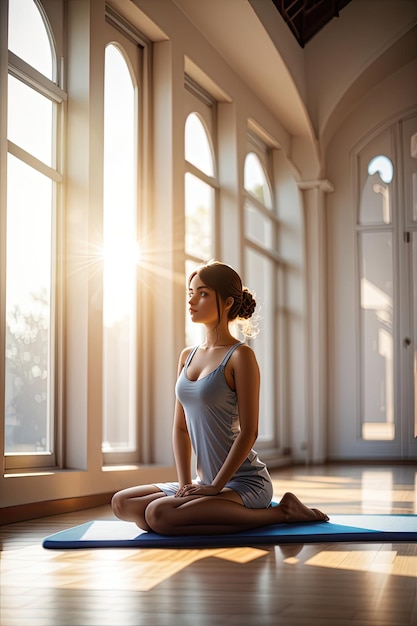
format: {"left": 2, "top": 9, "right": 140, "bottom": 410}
{"left": 172, "top": 349, "right": 192, "bottom": 487}
{"left": 211, "top": 344, "right": 260, "bottom": 492}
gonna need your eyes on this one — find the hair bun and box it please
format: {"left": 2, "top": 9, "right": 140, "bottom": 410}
{"left": 238, "top": 288, "right": 256, "bottom": 319}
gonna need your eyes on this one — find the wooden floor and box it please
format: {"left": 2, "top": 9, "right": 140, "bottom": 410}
{"left": 1, "top": 464, "right": 417, "bottom": 626}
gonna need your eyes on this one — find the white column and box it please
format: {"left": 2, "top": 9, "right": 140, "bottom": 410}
{"left": 298, "top": 179, "right": 334, "bottom": 463}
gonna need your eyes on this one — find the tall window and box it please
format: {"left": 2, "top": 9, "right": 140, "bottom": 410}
{"left": 357, "top": 131, "right": 395, "bottom": 441}
{"left": 244, "top": 148, "right": 283, "bottom": 452}
{"left": 184, "top": 111, "right": 216, "bottom": 345}
{"left": 4, "top": 0, "right": 65, "bottom": 468}
{"left": 102, "top": 44, "right": 138, "bottom": 462}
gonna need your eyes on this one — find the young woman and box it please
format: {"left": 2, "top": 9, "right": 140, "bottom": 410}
{"left": 111, "top": 260, "right": 328, "bottom": 535}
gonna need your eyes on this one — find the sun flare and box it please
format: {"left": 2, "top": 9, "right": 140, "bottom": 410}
{"left": 102, "top": 239, "right": 141, "bottom": 326}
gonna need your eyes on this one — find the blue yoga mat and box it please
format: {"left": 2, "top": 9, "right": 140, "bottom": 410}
{"left": 43, "top": 514, "right": 417, "bottom": 549}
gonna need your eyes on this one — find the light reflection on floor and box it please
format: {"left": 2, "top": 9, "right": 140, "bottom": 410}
{"left": 271, "top": 468, "right": 417, "bottom": 514}
{"left": 275, "top": 544, "right": 417, "bottom": 578}
{"left": 1, "top": 545, "right": 271, "bottom": 592}
{"left": 2, "top": 466, "right": 417, "bottom": 595}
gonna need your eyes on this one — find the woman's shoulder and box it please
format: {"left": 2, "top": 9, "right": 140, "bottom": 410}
{"left": 229, "top": 342, "right": 257, "bottom": 365}
{"left": 232, "top": 341, "right": 254, "bottom": 354}
{"left": 177, "top": 345, "right": 196, "bottom": 370}
{"left": 228, "top": 343, "right": 259, "bottom": 385}
{"left": 180, "top": 345, "right": 194, "bottom": 359}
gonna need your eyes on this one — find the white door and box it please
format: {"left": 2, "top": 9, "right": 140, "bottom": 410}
{"left": 349, "top": 113, "right": 417, "bottom": 459}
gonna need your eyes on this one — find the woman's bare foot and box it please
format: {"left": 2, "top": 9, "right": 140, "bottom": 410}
{"left": 279, "top": 492, "right": 329, "bottom": 523}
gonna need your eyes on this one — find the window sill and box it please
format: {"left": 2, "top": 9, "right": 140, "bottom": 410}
{"left": 4, "top": 468, "right": 81, "bottom": 478}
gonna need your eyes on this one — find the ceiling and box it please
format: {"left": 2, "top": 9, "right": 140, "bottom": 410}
{"left": 172, "top": 0, "right": 416, "bottom": 153}
{"left": 174, "top": 0, "right": 314, "bottom": 137}
{"left": 272, "top": 0, "right": 352, "bottom": 47}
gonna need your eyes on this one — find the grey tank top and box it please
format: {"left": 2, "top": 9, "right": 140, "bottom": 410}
{"left": 175, "top": 342, "right": 268, "bottom": 486}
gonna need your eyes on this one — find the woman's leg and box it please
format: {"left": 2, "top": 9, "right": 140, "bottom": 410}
{"left": 111, "top": 485, "right": 167, "bottom": 531}
{"left": 144, "top": 492, "right": 329, "bottom": 536}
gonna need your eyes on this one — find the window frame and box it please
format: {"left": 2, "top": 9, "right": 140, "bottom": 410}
{"left": 101, "top": 33, "right": 143, "bottom": 467}
{"left": 3, "top": 1, "right": 66, "bottom": 471}
{"left": 183, "top": 83, "right": 219, "bottom": 346}
{"left": 243, "top": 139, "right": 285, "bottom": 457}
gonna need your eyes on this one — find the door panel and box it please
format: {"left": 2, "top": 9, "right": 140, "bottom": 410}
{"left": 330, "top": 113, "right": 417, "bottom": 460}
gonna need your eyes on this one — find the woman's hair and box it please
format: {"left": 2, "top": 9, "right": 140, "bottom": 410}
{"left": 188, "top": 260, "right": 258, "bottom": 338}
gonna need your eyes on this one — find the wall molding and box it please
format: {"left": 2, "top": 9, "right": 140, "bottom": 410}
{"left": 0, "top": 492, "right": 113, "bottom": 526}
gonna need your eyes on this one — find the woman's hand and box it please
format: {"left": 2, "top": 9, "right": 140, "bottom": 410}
{"left": 175, "top": 484, "right": 219, "bottom": 498}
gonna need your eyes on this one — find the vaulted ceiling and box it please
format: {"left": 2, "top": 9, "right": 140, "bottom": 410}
{"left": 272, "top": 0, "right": 352, "bottom": 47}
{"left": 171, "top": 0, "right": 416, "bottom": 171}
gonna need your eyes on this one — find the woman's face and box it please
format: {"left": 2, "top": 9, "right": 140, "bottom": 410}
{"left": 188, "top": 273, "right": 219, "bottom": 326}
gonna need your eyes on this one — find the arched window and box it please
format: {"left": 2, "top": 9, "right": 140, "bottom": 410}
{"left": 4, "top": 0, "right": 65, "bottom": 469}
{"left": 244, "top": 148, "right": 282, "bottom": 451}
{"left": 244, "top": 152, "right": 272, "bottom": 207}
{"left": 102, "top": 44, "right": 138, "bottom": 460}
{"left": 8, "top": 0, "right": 55, "bottom": 79}
{"left": 244, "top": 152, "right": 273, "bottom": 247}
{"left": 184, "top": 111, "right": 216, "bottom": 345}
{"left": 185, "top": 113, "right": 214, "bottom": 177}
